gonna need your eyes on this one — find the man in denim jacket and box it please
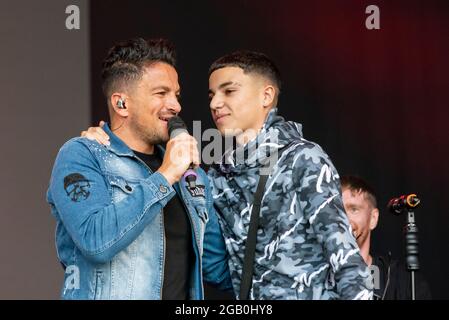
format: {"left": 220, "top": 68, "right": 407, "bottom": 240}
{"left": 47, "top": 38, "right": 231, "bottom": 299}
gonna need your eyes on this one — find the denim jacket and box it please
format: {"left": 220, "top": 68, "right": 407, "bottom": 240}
{"left": 47, "top": 124, "right": 232, "bottom": 299}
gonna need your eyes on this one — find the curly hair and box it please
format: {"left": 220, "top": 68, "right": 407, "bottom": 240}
{"left": 101, "top": 38, "right": 176, "bottom": 98}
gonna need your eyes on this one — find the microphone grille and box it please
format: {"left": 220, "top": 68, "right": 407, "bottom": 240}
{"left": 167, "top": 116, "right": 187, "bottom": 136}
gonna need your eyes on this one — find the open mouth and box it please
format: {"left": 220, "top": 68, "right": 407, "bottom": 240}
{"left": 158, "top": 116, "right": 172, "bottom": 123}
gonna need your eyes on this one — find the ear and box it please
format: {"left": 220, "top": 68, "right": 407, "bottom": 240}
{"left": 369, "top": 208, "right": 379, "bottom": 231}
{"left": 110, "top": 93, "right": 129, "bottom": 117}
{"left": 262, "top": 85, "right": 276, "bottom": 108}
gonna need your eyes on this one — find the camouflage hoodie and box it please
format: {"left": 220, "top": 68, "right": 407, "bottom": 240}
{"left": 208, "top": 108, "right": 373, "bottom": 300}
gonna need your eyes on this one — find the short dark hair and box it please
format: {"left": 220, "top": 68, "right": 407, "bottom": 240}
{"left": 101, "top": 38, "right": 176, "bottom": 98}
{"left": 340, "top": 175, "right": 378, "bottom": 208}
{"left": 209, "top": 50, "right": 282, "bottom": 102}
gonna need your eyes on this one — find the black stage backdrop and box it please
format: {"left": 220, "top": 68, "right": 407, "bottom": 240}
{"left": 89, "top": 0, "right": 449, "bottom": 299}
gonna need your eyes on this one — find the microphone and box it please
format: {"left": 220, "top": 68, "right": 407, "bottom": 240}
{"left": 387, "top": 194, "right": 420, "bottom": 215}
{"left": 167, "top": 116, "right": 198, "bottom": 189}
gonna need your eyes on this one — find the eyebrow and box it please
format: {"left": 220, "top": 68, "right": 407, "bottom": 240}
{"left": 208, "top": 81, "right": 241, "bottom": 94}
{"left": 346, "top": 203, "right": 363, "bottom": 210}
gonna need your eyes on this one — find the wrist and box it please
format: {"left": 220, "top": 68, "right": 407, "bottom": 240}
{"left": 156, "top": 168, "right": 177, "bottom": 185}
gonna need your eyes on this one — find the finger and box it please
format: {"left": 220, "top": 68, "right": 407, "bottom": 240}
{"left": 83, "top": 132, "right": 97, "bottom": 141}
{"left": 95, "top": 127, "right": 110, "bottom": 141}
{"left": 192, "top": 150, "right": 201, "bottom": 167}
{"left": 99, "top": 120, "right": 105, "bottom": 127}
{"left": 187, "top": 135, "right": 198, "bottom": 144}
{"left": 100, "top": 137, "right": 110, "bottom": 146}
{"left": 188, "top": 143, "right": 198, "bottom": 156}
{"left": 191, "top": 157, "right": 200, "bottom": 168}
{"left": 85, "top": 130, "right": 109, "bottom": 146}
{"left": 177, "top": 132, "right": 191, "bottom": 140}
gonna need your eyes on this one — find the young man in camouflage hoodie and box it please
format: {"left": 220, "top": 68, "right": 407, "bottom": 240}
{"left": 207, "top": 51, "right": 373, "bottom": 300}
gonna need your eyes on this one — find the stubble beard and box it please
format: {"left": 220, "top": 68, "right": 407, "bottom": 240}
{"left": 131, "top": 117, "right": 168, "bottom": 146}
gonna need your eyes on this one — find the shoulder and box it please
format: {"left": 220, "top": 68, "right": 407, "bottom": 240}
{"left": 280, "top": 139, "right": 337, "bottom": 176}
{"left": 59, "top": 137, "right": 101, "bottom": 153}
{"left": 274, "top": 140, "right": 341, "bottom": 197}
{"left": 55, "top": 137, "right": 103, "bottom": 165}
{"left": 288, "top": 139, "right": 331, "bottom": 165}
{"left": 271, "top": 120, "right": 329, "bottom": 165}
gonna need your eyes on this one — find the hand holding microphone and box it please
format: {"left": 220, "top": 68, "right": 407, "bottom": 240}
{"left": 157, "top": 116, "right": 199, "bottom": 187}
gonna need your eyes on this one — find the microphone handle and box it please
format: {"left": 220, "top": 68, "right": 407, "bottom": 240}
{"left": 184, "top": 166, "right": 197, "bottom": 189}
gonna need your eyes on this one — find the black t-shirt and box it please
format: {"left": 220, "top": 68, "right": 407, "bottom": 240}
{"left": 372, "top": 254, "right": 432, "bottom": 300}
{"left": 134, "top": 149, "right": 193, "bottom": 300}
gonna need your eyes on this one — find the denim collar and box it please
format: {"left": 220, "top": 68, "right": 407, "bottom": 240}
{"left": 103, "top": 123, "right": 166, "bottom": 157}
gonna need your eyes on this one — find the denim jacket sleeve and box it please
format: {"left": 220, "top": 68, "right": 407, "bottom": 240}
{"left": 48, "top": 139, "right": 175, "bottom": 264}
{"left": 201, "top": 175, "right": 233, "bottom": 293}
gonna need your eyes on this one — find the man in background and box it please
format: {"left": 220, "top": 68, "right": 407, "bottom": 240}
{"left": 341, "top": 175, "right": 431, "bottom": 300}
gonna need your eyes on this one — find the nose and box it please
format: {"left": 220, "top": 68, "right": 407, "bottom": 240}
{"left": 167, "top": 95, "right": 181, "bottom": 114}
{"left": 210, "top": 95, "right": 224, "bottom": 111}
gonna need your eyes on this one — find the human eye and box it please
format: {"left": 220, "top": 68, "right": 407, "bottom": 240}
{"left": 155, "top": 90, "right": 167, "bottom": 96}
{"left": 347, "top": 206, "right": 358, "bottom": 214}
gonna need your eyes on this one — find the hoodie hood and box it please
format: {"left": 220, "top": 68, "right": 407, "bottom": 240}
{"left": 217, "top": 108, "right": 303, "bottom": 175}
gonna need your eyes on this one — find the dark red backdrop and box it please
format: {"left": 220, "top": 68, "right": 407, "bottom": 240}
{"left": 90, "top": 0, "right": 449, "bottom": 298}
